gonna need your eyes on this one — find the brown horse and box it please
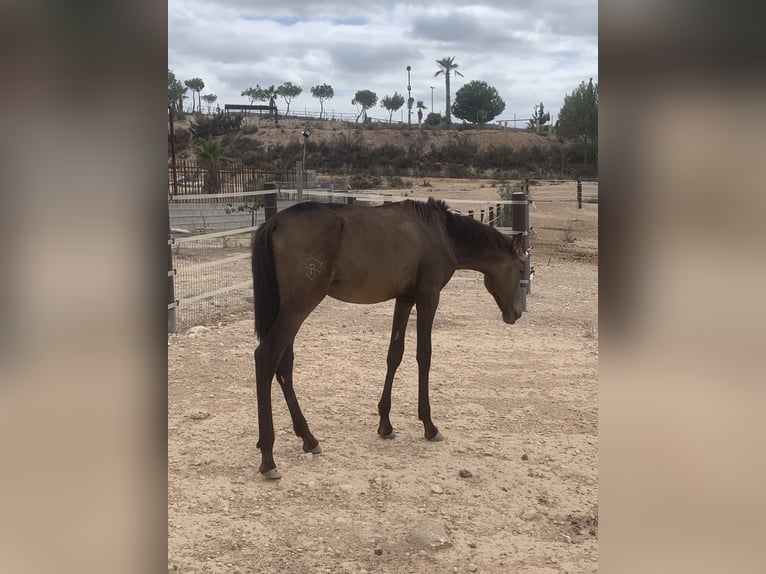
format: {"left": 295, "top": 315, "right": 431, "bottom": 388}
{"left": 252, "top": 197, "right": 526, "bottom": 479}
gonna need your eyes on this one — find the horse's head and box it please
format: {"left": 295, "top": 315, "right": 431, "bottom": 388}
{"left": 483, "top": 232, "right": 527, "bottom": 325}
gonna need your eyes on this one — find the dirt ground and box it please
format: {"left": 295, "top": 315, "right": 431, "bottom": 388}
{"left": 168, "top": 181, "right": 598, "bottom": 573}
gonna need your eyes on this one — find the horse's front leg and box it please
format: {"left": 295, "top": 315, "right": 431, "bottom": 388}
{"left": 415, "top": 293, "right": 444, "bottom": 441}
{"left": 378, "top": 297, "right": 414, "bottom": 438}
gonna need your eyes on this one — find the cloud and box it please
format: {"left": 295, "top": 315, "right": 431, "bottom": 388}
{"left": 168, "top": 0, "right": 597, "bottom": 122}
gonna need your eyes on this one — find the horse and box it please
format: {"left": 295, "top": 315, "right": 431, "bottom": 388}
{"left": 252, "top": 197, "right": 526, "bottom": 479}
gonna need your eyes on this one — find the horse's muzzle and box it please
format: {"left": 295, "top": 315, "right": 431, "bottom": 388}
{"left": 502, "top": 312, "right": 518, "bottom": 325}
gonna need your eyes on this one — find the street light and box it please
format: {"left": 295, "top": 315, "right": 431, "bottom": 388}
{"left": 302, "top": 128, "right": 312, "bottom": 186}
{"left": 430, "top": 86, "right": 435, "bottom": 114}
{"left": 406, "top": 65, "right": 412, "bottom": 128}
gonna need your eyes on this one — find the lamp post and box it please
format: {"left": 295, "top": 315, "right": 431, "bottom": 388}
{"left": 430, "top": 86, "right": 435, "bottom": 114}
{"left": 406, "top": 65, "right": 412, "bottom": 128}
{"left": 302, "top": 127, "right": 312, "bottom": 188}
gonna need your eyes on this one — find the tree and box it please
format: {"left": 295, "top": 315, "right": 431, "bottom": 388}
{"left": 201, "top": 94, "right": 218, "bottom": 113}
{"left": 167, "top": 69, "right": 186, "bottom": 111}
{"left": 424, "top": 112, "right": 443, "bottom": 127}
{"left": 416, "top": 100, "right": 427, "bottom": 127}
{"left": 434, "top": 56, "right": 464, "bottom": 125}
{"left": 380, "top": 92, "right": 405, "bottom": 123}
{"left": 277, "top": 82, "right": 302, "bottom": 116}
{"left": 451, "top": 80, "right": 506, "bottom": 124}
{"left": 241, "top": 87, "right": 259, "bottom": 106}
{"left": 352, "top": 89, "right": 378, "bottom": 123}
{"left": 310, "top": 83, "right": 334, "bottom": 119}
{"left": 196, "top": 139, "right": 226, "bottom": 193}
{"left": 555, "top": 78, "right": 598, "bottom": 144}
{"left": 528, "top": 101, "right": 551, "bottom": 131}
{"left": 184, "top": 78, "right": 205, "bottom": 113}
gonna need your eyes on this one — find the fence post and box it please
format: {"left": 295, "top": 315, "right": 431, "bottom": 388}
{"left": 384, "top": 194, "right": 393, "bottom": 205}
{"left": 468, "top": 209, "right": 474, "bottom": 219}
{"left": 511, "top": 191, "right": 530, "bottom": 311}
{"left": 577, "top": 176, "right": 582, "bottom": 209}
{"left": 168, "top": 106, "right": 178, "bottom": 201}
{"left": 264, "top": 181, "right": 278, "bottom": 221}
{"left": 295, "top": 160, "right": 303, "bottom": 202}
{"left": 346, "top": 194, "right": 355, "bottom": 205}
{"left": 167, "top": 201, "right": 177, "bottom": 333}
{"left": 488, "top": 206, "right": 495, "bottom": 227}
{"left": 480, "top": 209, "right": 485, "bottom": 223}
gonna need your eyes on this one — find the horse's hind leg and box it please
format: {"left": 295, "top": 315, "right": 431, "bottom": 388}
{"left": 377, "top": 297, "right": 414, "bottom": 438}
{"left": 254, "top": 312, "right": 311, "bottom": 479}
{"left": 276, "top": 344, "right": 321, "bottom": 454}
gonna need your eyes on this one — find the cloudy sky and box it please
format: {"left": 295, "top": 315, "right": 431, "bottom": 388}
{"left": 168, "top": 0, "right": 597, "bottom": 125}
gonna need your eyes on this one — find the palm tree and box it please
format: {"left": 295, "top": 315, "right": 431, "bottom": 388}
{"left": 197, "top": 139, "right": 226, "bottom": 193}
{"left": 416, "top": 100, "right": 427, "bottom": 127}
{"left": 263, "top": 85, "right": 280, "bottom": 125}
{"left": 434, "top": 57, "right": 464, "bottom": 125}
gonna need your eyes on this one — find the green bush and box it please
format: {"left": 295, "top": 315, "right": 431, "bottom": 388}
{"left": 190, "top": 113, "right": 244, "bottom": 140}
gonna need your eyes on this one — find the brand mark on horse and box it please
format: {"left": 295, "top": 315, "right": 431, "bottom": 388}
{"left": 304, "top": 257, "right": 324, "bottom": 280}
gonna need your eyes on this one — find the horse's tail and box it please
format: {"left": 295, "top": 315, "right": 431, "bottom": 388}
{"left": 252, "top": 218, "right": 280, "bottom": 341}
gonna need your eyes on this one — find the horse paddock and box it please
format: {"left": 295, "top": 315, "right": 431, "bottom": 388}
{"left": 168, "top": 189, "right": 598, "bottom": 573}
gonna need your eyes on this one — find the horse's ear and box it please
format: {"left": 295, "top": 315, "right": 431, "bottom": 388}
{"left": 511, "top": 232, "right": 525, "bottom": 257}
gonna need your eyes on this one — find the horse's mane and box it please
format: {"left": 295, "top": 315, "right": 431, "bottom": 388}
{"left": 406, "top": 197, "right": 513, "bottom": 252}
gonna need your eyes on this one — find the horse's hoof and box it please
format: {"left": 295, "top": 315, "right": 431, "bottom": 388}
{"left": 307, "top": 443, "right": 322, "bottom": 454}
{"left": 379, "top": 430, "right": 396, "bottom": 439}
{"left": 429, "top": 431, "right": 445, "bottom": 442}
{"left": 261, "top": 468, "right": 282, "bottom": 480}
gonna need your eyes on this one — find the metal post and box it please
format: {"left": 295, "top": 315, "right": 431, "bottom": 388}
{"left": 264, "top": 181, "right": 278, "bottom": 220}
{"left": 488, "top": 206, "right": 494, "bottom": 227}
{"left": 167, "top": 200, "right": 177, "bottom": 333}
{"left": 296, "top": 160, "right": 303, "bottom": 202}
{"left": 407, "top": 66, "right": 412, "bottom": 127}
{"left": 511, "top": 191, "right": 530, "bottom": 311}
{"left": 468, "top": 209, "right": 474, "bottom": 219}
{"left": 168, "top": 106, "right": 178, "bottom": 201}
{"left": 480, "top": 209, "right": 485, "bottom": 223}
{"left": 430, "top": 86, "right": 435, "bottom": 113}
{"left": 577, "top": 176, "right": 582, "bottom": 209}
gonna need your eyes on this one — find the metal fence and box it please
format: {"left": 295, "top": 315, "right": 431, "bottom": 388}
{"left": 168, "top": 161, "right": 297, "bottom": 200}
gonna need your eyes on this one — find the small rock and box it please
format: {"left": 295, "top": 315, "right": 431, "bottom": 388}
{"left": 307, "top": 481, "right": 316, "bottom": 488}
{"left": 299, "top": 452, "right": 313, "bottom": 461}
{"left": 408, "top": 519, "right": 452, "bottom": 549}
{"left": 374, "top": 548, "right": 383, "bottom": 556}
{"left": 468, "top": 564, "right": 478, "bottom": 572}
{"left": 354, "top": 526, "right": 383, "bottom": 543}
{"left": 458, "top": 469, "right": 473, "bottom": 479}
{"left": 431, "top": 484, "right": 444, "bottom": 494}
{"left": 189, "top": 411, "right": 211, "bottom": 420}
{"left": 520, "top": 509, "right": 539, "bottom": 521}
{"left": 187, "top": 325, "right": 210, "bottom": 336}
{"left": 468, "top": 542, "right": 477, "bottom": 549}
{"left": 521, "top": 453, "right": 529, "bottom": 460}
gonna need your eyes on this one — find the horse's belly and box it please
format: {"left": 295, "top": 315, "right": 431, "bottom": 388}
{"left": 328, "top": 279, "right": 401, "bottom": 304}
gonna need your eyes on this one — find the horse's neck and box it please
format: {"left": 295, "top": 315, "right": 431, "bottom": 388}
{"left": 451, "top": 242, "right": 499, "bottom": 274}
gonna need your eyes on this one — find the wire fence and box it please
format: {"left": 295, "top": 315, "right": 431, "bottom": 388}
{"left": 169, "top": 178, "right": 596, "bottom": 331}
{"left": 172, "top": 227, "right": 256, "bottom": 330}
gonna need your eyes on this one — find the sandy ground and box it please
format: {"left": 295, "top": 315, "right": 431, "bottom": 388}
{"left": 168, "top": 183, "right": 598, "bottom": 573}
